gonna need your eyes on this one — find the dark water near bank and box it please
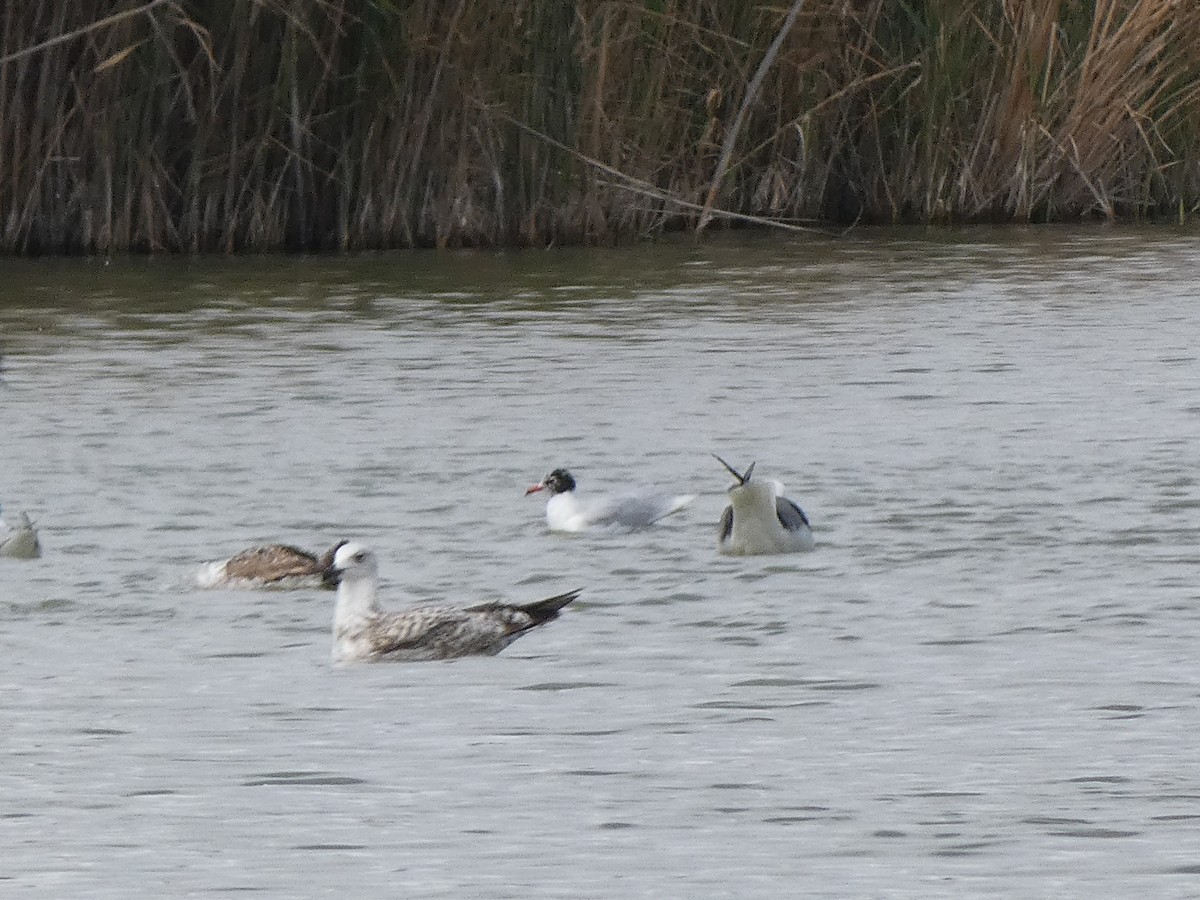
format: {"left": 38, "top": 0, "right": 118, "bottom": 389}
{"left": 2, "top": 228, "right": 1199, "bottom": 897}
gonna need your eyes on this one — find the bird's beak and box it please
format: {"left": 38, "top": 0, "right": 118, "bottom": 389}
{"left": 319, "top": 539, "right": 349, "bottom": 588}
{"left": 713, "top": 454, "right": 753, "bottom": 485}
{"left": 525, "top": 483, "right": 544, "bottom": 495}
{"left": 321, "top": 563, "right": 341, "bottom": 589}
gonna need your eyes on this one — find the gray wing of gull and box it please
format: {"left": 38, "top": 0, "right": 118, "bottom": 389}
{"left": 579, "top": 492, "right": 691, "bottom": 530}
{"left": 718, "top": 505, "right": 733, "bottom": 542}
{"left": 775, "top": 497, "right": 811, "bottom": 531}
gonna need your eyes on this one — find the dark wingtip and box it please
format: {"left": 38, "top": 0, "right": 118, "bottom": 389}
{"left": 520, "top": 588, "right": 582, "bottom": 624}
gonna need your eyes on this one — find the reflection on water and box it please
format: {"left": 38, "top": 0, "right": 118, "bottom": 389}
{"left": 3, "top": 227, "right": 1200, "bottom": 897}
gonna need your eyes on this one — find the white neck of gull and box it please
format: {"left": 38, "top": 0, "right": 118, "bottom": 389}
{"left": 334, "top": 574, "right": 382, "bottom": 627}
{"left": 731, "top": 478, "right": 779, "bottom": 516}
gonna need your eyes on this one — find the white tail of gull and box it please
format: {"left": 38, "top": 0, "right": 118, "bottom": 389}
{"left": 323, "top": 541, "right": 580, "bottom": 663}
{"left": 525, "top": 467, "right": 694, "bottom": 533}
{"left": 715, "top": 456, "right": 815, "bottom": 556}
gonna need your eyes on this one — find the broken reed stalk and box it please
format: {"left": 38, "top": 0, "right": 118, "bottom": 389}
{"left": 0, "top": 0, "right": 1198, "bottom": 254}
{"left": 696, "top": 0, "right": 808, "bottom": 235}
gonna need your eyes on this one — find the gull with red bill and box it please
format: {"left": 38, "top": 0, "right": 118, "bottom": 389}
{"left": 526, "top": 468, "right": 694, "bottom": 533}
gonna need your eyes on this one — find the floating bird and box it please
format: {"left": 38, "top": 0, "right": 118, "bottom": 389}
{"left": 323, "top": 541, "right": 580, "bottom": 663}
{"left": 194, "top": 541, "right": 346, "bottom": 589}
{"left": 715, "top": 456, "right": 815, "bottom": 556}
{"left": 525, "top": 467, "right": 694, "bottom": 533}
{"left": 0, "top": 504, "right": 41, "bottom": 559}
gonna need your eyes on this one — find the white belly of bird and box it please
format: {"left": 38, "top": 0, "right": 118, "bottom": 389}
{"left": 723, "top": 506, "right": 815, "bottom": 556}
{"left": 726, "top": 518, "right": 789, "bottom": 555}
{"left": 545, "top": 499, "right": 584, "bottom": 532}
{"left": 332, "top": 628, "right": 377, "bottom": 664}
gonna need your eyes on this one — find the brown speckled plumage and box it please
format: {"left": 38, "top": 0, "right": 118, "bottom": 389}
{"left": 198, "top": 541, "right": 346, "bottom": 589}
{"left": 335, "top": 591, "right": 581, "bottom": 662}
{"left": 325, "top": 542, "right": 580, "bottom": 663}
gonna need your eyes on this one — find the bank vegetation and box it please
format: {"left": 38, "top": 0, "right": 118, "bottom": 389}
{"left": 2, "top": 0, "right": 1199, "bottom": 252}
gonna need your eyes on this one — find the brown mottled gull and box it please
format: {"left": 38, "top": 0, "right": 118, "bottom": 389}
{"left": 195, "top": 540, "right": 346, "bottom": 589}
{"left": 323, "top": 541, "right": 580, "bottom": 663}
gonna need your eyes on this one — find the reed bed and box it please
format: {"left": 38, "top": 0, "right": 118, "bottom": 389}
{"left": 1, "top": 0, "right": 1198, "bottom": 253}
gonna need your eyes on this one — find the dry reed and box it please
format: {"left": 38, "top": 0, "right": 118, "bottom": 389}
{"left": 1, "top": 0, "right": 1198, "bottom": 253}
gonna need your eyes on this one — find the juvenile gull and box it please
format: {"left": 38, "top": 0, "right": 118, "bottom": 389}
{"left": 525, "top": 467, "right": 694, "bottom": 533}
{"left": 195, "top": 541, "right": 345, "bottom": 589}
{"left": 715, "top": 456, "right": 815, "bottom": 556}
{"left": 0, "top": 504, "right": 41, "bottom": 559}
{"left": 324, "top": 541, "right": 580, "bottom": 663}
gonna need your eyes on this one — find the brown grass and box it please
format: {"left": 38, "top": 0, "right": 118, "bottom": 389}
{"left": 0, "top": 0, "right": 1198, "bottom": 253}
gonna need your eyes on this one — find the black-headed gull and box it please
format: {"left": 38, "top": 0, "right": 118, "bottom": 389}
{"left": 0, "top": 504, "right": 40, "bottom": 559}
{"left": 715, "top": 456, "right": 815, "bottom": 555}
{"left": 322, "top": 541, "right": 581, "bottom": 663}
{"left": 194, "top": 541, "right": 346, "bottom": 589}
{"left": 525, "top": 468, "right": 694, "bottom": 533}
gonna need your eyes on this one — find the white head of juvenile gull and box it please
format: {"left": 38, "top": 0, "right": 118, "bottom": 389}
{"left": 322, "top": 541, "right": 581, "bottom": 663}
{"left": 0, "top": 504, "right": 41, "bottom": 559}
{"left": 194, "top": 541, "right": 346, "bottom": 589}
{"left": 525, "top": 467, "right": 695, "bottom": 533}
{"left": 715, "top": 456, "right": 815, "bottom": 556}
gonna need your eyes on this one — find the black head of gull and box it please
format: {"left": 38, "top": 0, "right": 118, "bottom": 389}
{"left": 526, "top": 468, "right": 577, "bottom": 496}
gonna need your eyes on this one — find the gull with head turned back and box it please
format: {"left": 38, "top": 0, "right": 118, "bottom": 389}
{"left": 322, "top": 541, "right": 580, "bottom": 663}
{"left": 714, "top": 456, "right": 815, "bottom": 556}
{"left": 0, "top": 503, "right": 40, "bottom": 559}
{"left": 194, "top": 541, "right": 346, "bottom": 589}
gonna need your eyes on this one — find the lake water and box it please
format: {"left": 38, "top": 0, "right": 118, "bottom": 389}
{"left": 2, "top": 228, "right": 1199, "bottom": 897}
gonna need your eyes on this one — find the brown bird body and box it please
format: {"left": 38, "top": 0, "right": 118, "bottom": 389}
{"left": 195, "top": 541, "right": 345, "bottom": 589}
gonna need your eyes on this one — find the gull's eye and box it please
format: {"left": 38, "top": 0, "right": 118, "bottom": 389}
{"left": 353, "top": 552, "right": 366, "bottom": 563}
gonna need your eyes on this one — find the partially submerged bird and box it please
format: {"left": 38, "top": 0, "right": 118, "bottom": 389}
{"left": 323, "top": 541, "right": 580, "bottom": 663}
{"left": 0, "top": 504, "right": 41, "bottom": 559}
{"left": 194, "top": 541, "right": 346, "bottom": 589}
{"left": 715, "top": 456, "right": 815, "bottom": 556}
{"left": 525, "top": 467, "right": 694, "bottom": 533}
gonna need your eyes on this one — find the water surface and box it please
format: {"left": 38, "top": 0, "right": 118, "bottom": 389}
{"left": 2, "top": 228, "right": 1200, "bottom": 897}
